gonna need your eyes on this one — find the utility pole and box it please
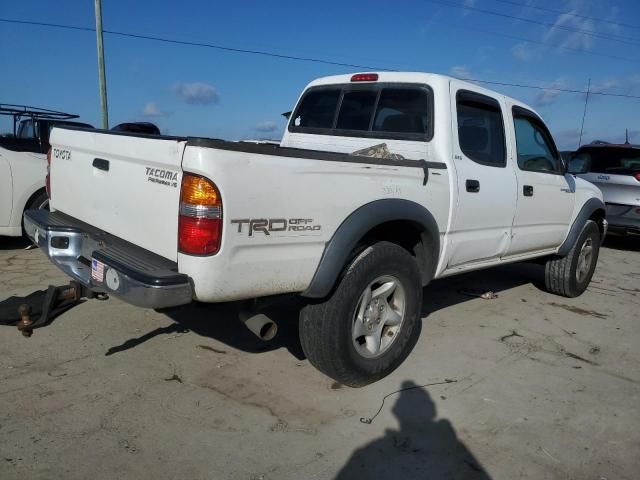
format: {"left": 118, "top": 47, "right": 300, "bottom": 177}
{"left": 95, "top": 0, "right": 109, "bottom": 129}
{"left": 578, "top": 78, "right": 590, "bottom": 149}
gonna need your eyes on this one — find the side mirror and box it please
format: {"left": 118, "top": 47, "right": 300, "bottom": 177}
{"left": 567, "top": 156, "right": 591, "bottom": 175}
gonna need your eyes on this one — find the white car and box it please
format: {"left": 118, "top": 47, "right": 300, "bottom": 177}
{"left": 25, "top": 72, "right": 606, "bottom": 385}
{"left": 0, "top": 105, "right": 92, "bottom": 237}
{"left": 572, "top": 142, "right": 640, "bottom": 236}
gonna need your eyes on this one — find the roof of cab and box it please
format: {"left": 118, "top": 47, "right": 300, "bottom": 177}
{"left": 305, "top": 71, "right": 542, "bottom": 120}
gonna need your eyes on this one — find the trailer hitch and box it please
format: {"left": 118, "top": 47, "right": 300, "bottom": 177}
{"left": 5, "top": 281, "right": 104, "bottom": 337}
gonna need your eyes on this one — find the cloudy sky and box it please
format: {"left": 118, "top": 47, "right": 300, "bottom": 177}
{"left": 1, "top": 0, "right": 639, "bottom": 148}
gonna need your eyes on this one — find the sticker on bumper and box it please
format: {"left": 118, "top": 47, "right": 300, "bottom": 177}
{"left": 91, "top": 258, "right": 105, "bottom": 282}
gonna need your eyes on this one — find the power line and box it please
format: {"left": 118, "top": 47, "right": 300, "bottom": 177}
{"left": 2, "top": 17, "right": 640, "bottom": 101}
{"left": 446, "top": 23, "right": 638, "bottom": 63}
{"left": 488, "top": 0, "right": 640, "bottom": 31}
{"left": 423, "top": 0, "right": 640, "bottom": 46}
{"left": 458, "top": 77, "right": 640, "bottom": 99}
{"left": 0, "top": 18, "right": 392, "bottom": 72}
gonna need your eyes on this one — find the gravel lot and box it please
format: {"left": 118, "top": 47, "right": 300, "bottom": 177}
{"left": 0, "top": 236, "right": 638, "bottom": 479}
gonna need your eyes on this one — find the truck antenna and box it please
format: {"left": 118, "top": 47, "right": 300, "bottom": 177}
{"left": 578, "top": 78, "right": 590, "bottom": 149}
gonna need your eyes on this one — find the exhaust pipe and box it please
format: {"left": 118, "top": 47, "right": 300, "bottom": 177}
{"left": 239, "top": 307, "right": 278, "bottom": 341}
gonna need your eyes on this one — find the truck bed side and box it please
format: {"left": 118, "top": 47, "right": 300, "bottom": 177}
{"left": 179, "top": 139, "right": 451, "bottom": 302}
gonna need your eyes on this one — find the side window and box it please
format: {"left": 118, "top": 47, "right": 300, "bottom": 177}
{"left": 292, "top": 89, "right": 340, "bottom": 129}
{"left": 456, "top": 91, "right": 506, "bottom": 167}
{"left": 513, "top": 110, "right": 560, "bottom": 173}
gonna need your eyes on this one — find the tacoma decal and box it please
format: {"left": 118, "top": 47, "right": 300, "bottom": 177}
{"left": 231, "top": 218, "right": 321, "bottom": 236}
{"left": 146, "top": 167, "right": 178, "bottom": 188}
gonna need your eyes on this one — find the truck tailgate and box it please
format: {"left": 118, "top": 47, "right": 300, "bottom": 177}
{"left": 49, "top": 128, "right": 186, "bottom": 261}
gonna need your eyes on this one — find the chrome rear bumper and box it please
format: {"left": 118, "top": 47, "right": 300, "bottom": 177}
{"left": 24, "top": 210, "right": 193, "bottom": 309}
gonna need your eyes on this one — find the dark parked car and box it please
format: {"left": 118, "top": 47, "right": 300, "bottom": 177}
{"left": 111, "top": 122, "right": 160, "bottom": 135}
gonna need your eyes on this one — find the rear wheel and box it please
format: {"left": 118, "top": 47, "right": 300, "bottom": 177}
{"left": 299, "top": 241, "right": 422, "bottom": 387}
{"left": 544, "top": 220, "right": 600, "bottom": 298}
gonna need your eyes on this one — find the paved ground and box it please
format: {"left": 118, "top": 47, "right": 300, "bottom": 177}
{"left": 0, "top": 236, "right": 638, "bottom": 480}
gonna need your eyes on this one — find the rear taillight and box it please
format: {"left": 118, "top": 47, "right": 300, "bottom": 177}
{"left": 178, "top": 174, "right": 222, "bottom": 255}
{"left": 634, "top": 172, "right": 640, "bottom": 182}
{"left": 45, "top": 148, "right": 52, "bottom": 199}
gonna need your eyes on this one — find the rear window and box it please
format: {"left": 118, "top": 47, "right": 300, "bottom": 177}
{"left": 289, "top": 83, "right": 432, "bottom": 140}
{"left": 575, "top": 147, "right": 640, "bottom": 175}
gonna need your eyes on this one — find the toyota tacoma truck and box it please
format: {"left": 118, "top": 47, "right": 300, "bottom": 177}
{"left": 24, "top": 72, "right": 606, "bottom": 386}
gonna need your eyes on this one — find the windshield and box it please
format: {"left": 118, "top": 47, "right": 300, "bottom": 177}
{"left": 575, "top": 147, "right": 640, "bottom": 175}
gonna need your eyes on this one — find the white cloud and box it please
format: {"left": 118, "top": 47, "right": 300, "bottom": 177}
{"left": 544, "top": 11, "right": 594, "bottom": 51}
{"left": 174, "top": 82, "right": 220, "bottom": 105}
{"left": 534, "top": 79, "right": 565, "bottom": 107}
{"left": 590, "top": 79, "right": 618, "bottom": 94}
{"left": 142, "top": 102, "right": 166, "bottom": 117}
{"left": 511, "top": 42, "right": 533, "bottom": 62}
{"left": 535, "top": 89, "right": 562, "bottom": 107}
{"left": 449, "top": 66, "right": 472, "bottom": 79}
{"left": 462, "top": 0, "right": 476, "bottom": 15}
{"left": 255, "top": 121, "right": 277, "bottom": 133}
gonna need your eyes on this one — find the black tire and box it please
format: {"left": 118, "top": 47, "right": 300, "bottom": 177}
{"left": 544, "top": 220, "right": 600, "bottom": 298}
{"left": 26, "top": 190, "right": 50, "bottom": 212}
{"left": 299, "top": 241, "right": 423, "bottom": 387}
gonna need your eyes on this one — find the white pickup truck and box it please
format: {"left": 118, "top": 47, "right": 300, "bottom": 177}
{"left": 25, "top": 72, "right": 606, "bottom": 386}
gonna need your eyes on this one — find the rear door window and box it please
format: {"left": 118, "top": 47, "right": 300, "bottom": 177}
{"left": 290, "top": 84, "right": 433, "bottom": 140}
{"left": 456, "top": 91, "right": 506, "bottom": 167}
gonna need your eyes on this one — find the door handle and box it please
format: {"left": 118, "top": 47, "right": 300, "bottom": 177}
{"left": 466, "top": 179, "right": 480, "bottom": 193}
{"left": 523, "top": 185, "right": 534, "bottom": 196}
{"left": 93, "top": 158, "right": 109, "bottom": 171}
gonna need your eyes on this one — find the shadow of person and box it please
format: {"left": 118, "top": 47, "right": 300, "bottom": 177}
{"left": 335, "top": 381, "right": 491, "bottom": 480}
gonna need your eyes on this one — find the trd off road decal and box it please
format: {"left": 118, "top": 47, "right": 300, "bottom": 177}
{"left": 231, "top": 218, "right": 321, "bottom": 236}
{"left": 146, "top": 167, "right": 178, "bottom": 188}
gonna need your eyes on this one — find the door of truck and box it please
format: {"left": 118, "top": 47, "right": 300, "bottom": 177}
{"left": 503, "top": 105, "right": 575, "bottom": 256}
{"left": 445, "top": 82, "right": 518, "bottom": 268}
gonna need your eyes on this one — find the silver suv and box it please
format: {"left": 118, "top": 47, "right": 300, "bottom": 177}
{"left": 572, "top": 142, "right": 640, "bottom": 235}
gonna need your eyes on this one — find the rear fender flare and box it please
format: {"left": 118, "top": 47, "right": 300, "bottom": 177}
{"left": 302, "top": 199, "right": 440, "bottom": 299}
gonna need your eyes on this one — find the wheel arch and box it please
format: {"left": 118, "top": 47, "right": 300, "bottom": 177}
{"left": 557, "top": 197, "right": 606, "bottom": 256}
{"left": 24, "top": 186, "right": 48, "bottom": 210}
{"left": 301, "top": 199, "right": 440, "bottom": 299}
